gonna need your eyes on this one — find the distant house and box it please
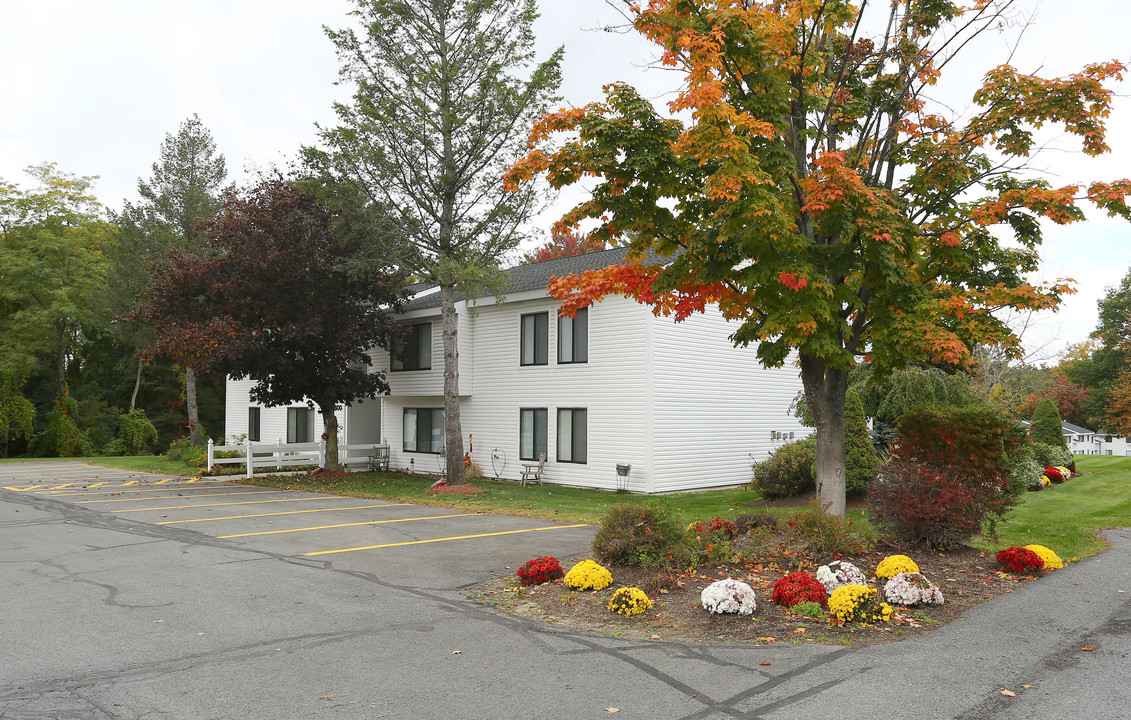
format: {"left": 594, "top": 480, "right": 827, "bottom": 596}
{"left": 1060, "top": 421, "right": 1130, "bottom": 456}
{"left": 224, "top": 247, "right": 810, "bottom": 492}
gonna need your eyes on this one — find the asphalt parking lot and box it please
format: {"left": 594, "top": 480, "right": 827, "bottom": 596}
{"left": 0, "top": 461, "right": 592, "bottom": 588}
{"left": 3, "top": 461, "right": 1130, "bottom": 719}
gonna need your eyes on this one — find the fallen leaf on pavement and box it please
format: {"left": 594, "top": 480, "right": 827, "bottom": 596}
{"left": 761, "top": 661, "right": 771, "bottom": 666}
{"left": 452, "top": 650, "right": 462, "bottom": 654}
{"left": 605, "top": 708, "right": 619, "bottom": 713}
{"left": 1081, "top": 647, "right": 1095, "bottom": 651}
{"left": 1000, "top": 690, "right": 1015, "bottom": 697}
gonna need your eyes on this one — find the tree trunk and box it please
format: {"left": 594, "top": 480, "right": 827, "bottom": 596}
{"left": 800, "top": 354, "right": 849, "bottom": 517}
{"left": 440, "top": 284, "right": 466, "bottom": 485}
{"left": 129, "top": 354, "right": 145, "bottom": 412}
{"left": 319, "top": 402, "right": 340, "bottom": 471}
{"left": 185, "top": 366, "right": 203, "bottom": 446}
{"left": 55, "top": 320, "right": 68, "bottom": 394}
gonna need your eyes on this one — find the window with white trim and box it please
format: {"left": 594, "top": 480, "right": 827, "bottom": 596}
{"left": 403, "top": 408, "right": 444, "bottom": 453}
{"left": 520, "top": 408, "right": 547, "bottom": 461}
{"left": 558, "top": 308, "right": 588, "bottom": 363}
{"left": 286, "top": 407, "right": 315, "bottom": 443}
{"left": 392, "top": 323, "right": 432, "bottom": 371}
{"left": 557, "top": 408, "right": 587, "bottom": 463}
{"left": 520, "top": 312, "right": 548, "bottom": 366}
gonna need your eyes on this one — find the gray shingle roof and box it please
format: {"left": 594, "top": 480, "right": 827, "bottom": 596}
{"left": 401, "top": 246, "right": 668, "bottom": 311}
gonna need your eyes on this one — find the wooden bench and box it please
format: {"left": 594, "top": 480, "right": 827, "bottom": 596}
{"left": 520, "top": 452, "right": 545, "bottom": 486}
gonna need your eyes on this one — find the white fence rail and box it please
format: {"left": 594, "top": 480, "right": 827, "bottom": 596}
{"left": 207, "top": 439, "right": 389, "bottom": 478}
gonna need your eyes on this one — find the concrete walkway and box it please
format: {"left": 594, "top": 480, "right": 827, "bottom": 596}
{"left": 2, "top": 462, "right": 1128, "bottom": 719}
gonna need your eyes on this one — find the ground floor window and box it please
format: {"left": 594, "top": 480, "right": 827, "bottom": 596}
{"left": 520, "top": 408, "right": 547, "bottom": 461}
{"left": 557, "top": 408, "right": 587, "bottom": 463}
{"left": 404, "top": 408, "right": 444, "bottom": 453}
{"left": 287, "top": 407, "right": 314, "bottom": 443}
{"left": 248, "top": 407, "right": 261, "bottom": 442}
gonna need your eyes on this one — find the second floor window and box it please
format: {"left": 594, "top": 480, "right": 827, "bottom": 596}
{"left": 392, "top": 323, "right": 432, "bottom": 371}
{"left": 558, "top": 307, "right": 588, "bottom": 363}
{"left": 520, "top": 312, "right": 548, "bottom": 366}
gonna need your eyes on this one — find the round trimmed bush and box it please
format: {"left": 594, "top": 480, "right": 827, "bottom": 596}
{"left": 591, "top": 502, "right": 692, "bottom": 569}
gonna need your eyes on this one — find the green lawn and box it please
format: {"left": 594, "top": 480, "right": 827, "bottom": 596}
{"left": 972, "top": 455, "right": 1131, "bottom": 561}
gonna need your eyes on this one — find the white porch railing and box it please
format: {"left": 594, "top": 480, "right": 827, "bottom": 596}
{"left": 207, "top": 439, "right": 389, "bottom": 477}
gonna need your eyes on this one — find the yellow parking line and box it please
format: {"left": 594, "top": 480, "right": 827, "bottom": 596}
{"left": 2, "top": 485, "right": 45, "bottom": 491}
{"left": 111, "top": 496, "right": 341, "bottom": 513}
{"left": 48, "top": 484, "right": 76, "bottom": 489}
{"left": 155, "top": 503, "right": 412, "bottom": 525}
{"left": 216, "top": 513, "right": 480, "bottom": 538}
{"left": 44, "top": 484, "right": 237, "bottom": 497}
{"left": 40, "top": 478, "right": 202, "bottom": 492}
{"left": 304, "top": 524, "right": 589, "bottom": 556}
{"left": 74, "top": 490, "right": 282, "bottom": 504}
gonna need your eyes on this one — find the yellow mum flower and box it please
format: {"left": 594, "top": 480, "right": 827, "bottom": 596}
{"left": 1024, "top": 544, "right": 1065, "bottom": 570}
{"left": 564, "top": 559, "right": 613, "bottom": 591}
{"left": 608, "top": 587, "right": 652, "bottom": 616}
{"left": 876, "top": 554, "right": 919, "bottom": 582}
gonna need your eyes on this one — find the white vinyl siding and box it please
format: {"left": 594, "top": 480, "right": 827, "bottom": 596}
{"left": 649, "top": 306, "right": 810, "bottom": 493}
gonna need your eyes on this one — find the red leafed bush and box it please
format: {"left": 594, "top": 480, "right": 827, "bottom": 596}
{"left": 893, "top": 406, "right": 1028, "bottom": 521}
{"left": 867, "top": 460, "right": 986, "bottom": 549}
{"left": 996, "top": 546, "right": 1045, "bottom": 575}
{"left": 1044, "top": 466, "right": 1065, "bottom": 483}
{"left": 516, "top": 556, "right": 564, "bottom": 586}
{"left": 772, "top": 571, "right": 828, "bottom": 608}
{"left": 706, "top": 517, "right": 737, "bottom": 538}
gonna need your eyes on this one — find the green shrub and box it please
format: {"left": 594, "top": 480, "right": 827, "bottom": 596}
{"left": 751, "top": 436, "right": 817, "bottom": 498}
{"left": 591, "top": 502, "right": 693, "bottom": 569}
{"left": 1011, "top": 455, "right": 1046, "bottom": 492}
{"left": 1030, "top": 399, "right": 1068, "bottom": 449}
{"left": 1030, "top": 441, "right": 1073, "bottom": 469}
{"left": 104, "top": 409, "right": 159, "bottom": 456}
{"left": 845, "top": 389, "right": 878, "bottom": 495}
{"left": 166, "top": 437, "right": 207, "bottom": 467}
{"left": 33, "top": 392, "right": 93, "bottom": 457}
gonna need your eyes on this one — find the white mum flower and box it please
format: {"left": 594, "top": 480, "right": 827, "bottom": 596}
{"left": 700, "top": 578, "right": 757, "bottom": 615}
{"left": 883, "top": 572, "right": 944, "bottom": 606}
{"left": 815, "top": 560, "right": 867, "bottom": 594}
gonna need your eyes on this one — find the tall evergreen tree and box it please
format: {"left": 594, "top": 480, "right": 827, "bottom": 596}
{"left": 1030, "top": 399, "right": 1067, "bottom": 449}
{"left": 307, "top": 0, "right": 563, "bottom": 484}
{"left": 116, "top": 115, "right": 229, "bottom": 446}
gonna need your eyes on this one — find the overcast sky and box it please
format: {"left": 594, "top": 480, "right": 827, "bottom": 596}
{"left": 1, "top": 0, "right": 1128, "bottom": 360}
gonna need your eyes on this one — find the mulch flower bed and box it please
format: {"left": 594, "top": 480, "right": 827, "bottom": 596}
{"left": 471, "top": 546, "right": 1039, "bottom": 646}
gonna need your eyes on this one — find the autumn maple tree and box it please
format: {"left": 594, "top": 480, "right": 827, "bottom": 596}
{"left": 522, "top": 228, "right": 608, "bottom": 264}
{"left": 505, "top": 0, "right": 1131, "bottom": 515}
{"left": 135, "top": 177, "right": 404, "bottom": 469}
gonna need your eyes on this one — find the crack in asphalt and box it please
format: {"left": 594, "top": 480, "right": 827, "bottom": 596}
{"left": 2, "top": 485, "right": 860, "bottom": 718}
